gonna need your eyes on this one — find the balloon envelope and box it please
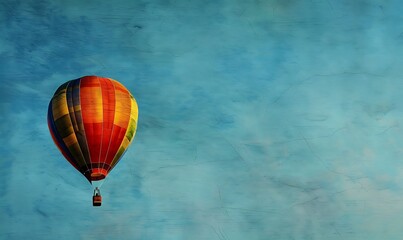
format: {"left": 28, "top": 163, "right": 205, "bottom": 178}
{"left": 47, "top": 76, "right": 138, "bottom": 183}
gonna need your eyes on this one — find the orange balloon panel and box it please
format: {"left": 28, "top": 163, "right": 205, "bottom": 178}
{"left": 47, "top": 76, "right": 138, "bottom": 182}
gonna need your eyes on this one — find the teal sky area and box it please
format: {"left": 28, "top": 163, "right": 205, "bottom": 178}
{"left": 1, "top": 1, "right": 403, "bottom": 239}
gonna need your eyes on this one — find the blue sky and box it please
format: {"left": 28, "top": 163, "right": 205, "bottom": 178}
{"left": 2, "top": 0, "right": 403, "bottom": 239}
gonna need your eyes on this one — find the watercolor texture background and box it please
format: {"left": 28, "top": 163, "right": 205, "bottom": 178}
{"left": 1, "top": 1, "right": 403, "bottom": 239}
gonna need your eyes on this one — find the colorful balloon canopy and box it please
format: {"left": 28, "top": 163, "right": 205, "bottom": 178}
{"left": 47, "top": 76, "right": 138, "bottom": 183}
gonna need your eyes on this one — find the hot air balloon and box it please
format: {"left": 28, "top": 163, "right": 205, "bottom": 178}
{"left": 47, "top": 76, "right": 138, "bottom": 206}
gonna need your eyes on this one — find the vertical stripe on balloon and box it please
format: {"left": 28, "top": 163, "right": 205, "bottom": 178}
{"left": 109, "top": 95, "right": 138, "bottom": 169}
{"left": 103, "top": 80, "right": 132, "bottom": 168}
{"left": 48, "top": 101, "right": 79, "bottom": 171}
{"left": 80, "top": 76, "right": 103, "bottom": 170}
{"left": 51, "top": 82, "right": 89, "bottom": 173}
{"left": 70, "top": 79, "right": 91, "bottom": 167}
{"left": 98, "top": 78, "right": 115, "bottom": 169}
